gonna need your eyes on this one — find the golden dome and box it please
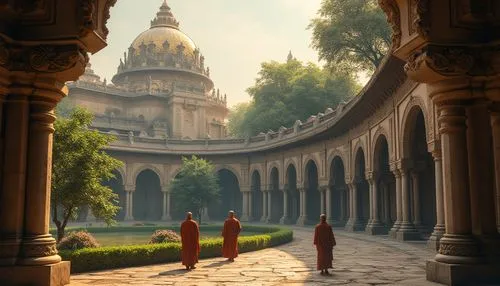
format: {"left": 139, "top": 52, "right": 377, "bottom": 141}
{"left": 129, "top": 1, "right": 197, "bottom": 59}
{"left": 130, "top": 26, "right": 197, "bottom": 59}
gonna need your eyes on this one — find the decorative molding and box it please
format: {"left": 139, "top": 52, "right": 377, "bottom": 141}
{"left": 29, "top": 45, "right": 87, "bottom": 73}
{"left": 102, "top": 0, "right": 118, "bottom": 39}
{"left": 378, "top": 0, "right": 401, "bottom": 48}
{"left": 22, "top": 243, "right": 57, "bottom": 258}
{"left": 411, "top": 0, "right": 430, "bottom": 38}
{"left": 80, "top": 0, "right": 96, "bottom": 37}
{"left": 439, "top": 241, "right": 479, "bottom": 257}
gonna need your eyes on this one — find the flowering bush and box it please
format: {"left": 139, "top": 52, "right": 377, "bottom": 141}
{"left": 149, "top": 229, "right": 181, "bottom": 244}
{"left": 58, "top": 231, "right": 100, "bottom": 251}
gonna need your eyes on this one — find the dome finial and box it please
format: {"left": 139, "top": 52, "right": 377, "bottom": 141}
{"left": 287, "top": 50, "right": 294, "bottom": 62}
{"left": 151, "top": 0, "right": 179, "bottom": 28}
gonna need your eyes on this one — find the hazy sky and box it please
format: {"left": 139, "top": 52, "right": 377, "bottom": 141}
{"left": 90, "top": 0, "right": 323, "bottom": 107}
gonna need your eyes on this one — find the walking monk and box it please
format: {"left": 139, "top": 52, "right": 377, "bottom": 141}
{"left": 180, "top": 212, "right": 200, "bottom": 270}
{"left": 222, "top": 210, "right": 242, "bottom": 262}
{"left": 313, "top": 214, "right": 336, "bottom": 275}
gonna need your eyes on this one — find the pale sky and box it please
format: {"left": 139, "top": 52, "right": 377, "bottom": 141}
{"left": 90, "top": 0, "right": 323, "bottom": 107}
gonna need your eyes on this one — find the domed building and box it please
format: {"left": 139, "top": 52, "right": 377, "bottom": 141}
{"left": 67, "top": 1, "right": 228, "bottom": 140}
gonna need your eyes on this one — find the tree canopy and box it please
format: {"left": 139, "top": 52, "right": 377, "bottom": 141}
{"left": 169, "top": 156, "right": 220, "bottom": 224}
{"left": 52, "top": 107, "right": 123, "bottom": 242}
{"left": 309, "top": 0, "right": 391, "bottom": 73}
{"left": 227, "top": 57, "right": 359, "bottom": 137}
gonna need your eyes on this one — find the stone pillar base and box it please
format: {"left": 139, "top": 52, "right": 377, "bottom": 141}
{"left": 124, "top": 216, "right": 134, "bottom": 221}
{"left": 260, "top": 216, "right": 267, "bottom": 223}
{"left": 0, "top": 261, "right": 70, "bottom": 286}
{"left": 345, "top": 219, "right": 365, "bottom": 232}
{"left": 395, "top": 230, "right": 422, "bottom": 241}
{"left": 365, "top": 223, "right": 387, "bottom": 235}
{"left": 280, "top": 216, "right": 294, "bottom": 225}
{"left": 426, "top": 259, "right": 500, "bottom": 285}
{"left": 240, "top": 215, "right": 250, "bottom": 222}
{"left": 327, "top": 219, "right": 345, "bottom": 228}
{"left": 427, "top": 229, "right": 444, "bottom": 252}
{"left": 161, "top": 215, "right": 172, "bottom": 221}
{"left": 295, "top": 216, "right": 308, "bottom": 226}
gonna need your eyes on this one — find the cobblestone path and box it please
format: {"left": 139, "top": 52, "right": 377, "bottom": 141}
{"left": 70, "top": 226, "right": 442, "bottom": 285}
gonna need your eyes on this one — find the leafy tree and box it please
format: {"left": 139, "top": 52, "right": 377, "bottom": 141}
{"left": 52, "top": 107, "right": 123, "bottom": 242}
{"left": 309, "top": 0, "right": 391, "bottom": 73}
{"left": 228, "top": 57, "right": 359, "bottom": 137}
{"left": 170, "top": 156, "right": 220, "bottom": 224}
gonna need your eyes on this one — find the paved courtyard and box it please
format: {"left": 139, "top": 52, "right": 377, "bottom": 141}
{"left": 70, "top": 226, "right": 442, "bottom": 286}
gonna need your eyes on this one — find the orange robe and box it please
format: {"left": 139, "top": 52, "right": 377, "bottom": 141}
{"left": 313, "top": 221, "right": 336, "bottom": 270}
{"left": 180, "top": 219, "right": 200, "bottom": 267}
{"left": 222, "top": 217, "right": 241, "bottom": 259}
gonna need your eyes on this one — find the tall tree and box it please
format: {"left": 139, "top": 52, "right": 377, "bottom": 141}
{"left": 227, "top": 102, "right": 252, "bottom": 138}
{"left": 52, "top": 107, "right": 122, "bottom": 242}
{"left": 228, "top": 57, "right": 358, "bottom": 137}
{"left": 309, "top": 0, "right": 391, "bottom": 73}
{"left": 170, "top": 156, "right": 220, "bottom": 224}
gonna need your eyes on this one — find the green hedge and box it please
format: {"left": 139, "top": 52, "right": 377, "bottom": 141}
{"left": 59, "top": 226, "right": 292, "bottom": 273}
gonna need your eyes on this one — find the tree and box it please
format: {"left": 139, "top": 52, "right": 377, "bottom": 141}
{"left": 51, "top": 107, "right": 123, "bottom": 242}
{"left": 170, "top": 156, "right": 220, "bottom": 224}
{"left": 228, "top": 57, "right": 359, "bottom": 137}
{"left": 309, "top": 0, "right": 391, "bottom": 73}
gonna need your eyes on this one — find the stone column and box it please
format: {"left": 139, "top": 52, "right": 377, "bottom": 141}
{"left": 325, "top": 186, "right": 333, "bottom": 224}
{"left": 0, "top": 91, "right": 28, "bottom": 266}
{"left": 280, "top": 188, "right": 290, "bottom": 224}
{"left": 345, "top": 182, "right": 363, "bottom": 231}
{"left": 241, "top": 191, "right": 249, "bottom": 222}
{"left": 396, "top": 168, "right": 420, "bottom": 241}
{"left": 266, "top": 190, "right": 272, "bottom": 223}
{"left": 161, "top": 186, "right": 171, "bottom": 221}
{"left": 201, "top": 207, "right": 210, "bottom": 222}
{"left": 411, "top": 172, "right": 424, "bottom": 231}
{"left": 248, "top": 191, "right": 254, "bottom": 221}
{"left": 434, "top": 103, "right": 480, "bottom": 264}
{"left": 124, "top": 186, "right": 135, "bottom": 221}
{"left": 320, "top": 187, "right": 326, "bottom": 215}
{"left": 389, "top": 169, "right": 402, "bottom": 238}
{"left": 428, "top": 150, "right": 445, "bottom": 251}
{"left": 366, "top": 174, "right": 385, "bottom": 235}
{"left": 339, "top": 187, "right": 346, "bottom": 223}
{"left": 296, "top": 188, "right": 307, "bottom": 225}
{"left": 260, "top": 190, "right": 268, "bottom": 222}
{"left": 491, "top": 112, "right": 500, "bottom": 233}
{"left": 466, "top": 101, "right": 499, "bottom": 258}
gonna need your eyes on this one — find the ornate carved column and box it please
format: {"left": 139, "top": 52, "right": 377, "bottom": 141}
{"left": 325, "top": 185, "right": 333, "bottom": 224}
{"left": 248, "top": 190, "right": 254, "bottom": 221}
{"left": 428, "top": 149, "right": 445, "bottom": 251}
{"left": 345, "top": 182, "right": 363, "bottom": 231}
{"left": 319, "top": 185, "right": 326, "bottom": 216}
{"left": 241, "top": 189, "right": 250, "bottom": 222}
{"left": 260, "top": 190, "right": 268, "bottom": 222}
{"left": 338, "top": 186, "right": 346, "bottom": 223}
{"left": 366, "top": 173, "right": 385, "bottom": 235}
{"left": 389, "top": 167, "right": 401, "bottom": 238}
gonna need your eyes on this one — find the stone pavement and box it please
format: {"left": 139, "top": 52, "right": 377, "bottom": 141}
{"left": 70, "top": 226, "right": 442, "bottom": 286}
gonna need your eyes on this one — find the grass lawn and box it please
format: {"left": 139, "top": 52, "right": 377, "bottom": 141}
{"left": 92, "top": 230, "right": 260, "bottom": 246}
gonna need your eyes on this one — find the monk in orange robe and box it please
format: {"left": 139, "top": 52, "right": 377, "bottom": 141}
{"left": 313, "top": 214, "right": 336, "bottom": 275}
{"left": 180, "top": 212, "right": 200, "bottom": 270}
{"left": 221, "top": 210, "right": 242, "bottom": 262}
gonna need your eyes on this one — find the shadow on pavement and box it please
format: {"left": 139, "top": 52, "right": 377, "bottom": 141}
{"left": 202, "top": 260, "right": 232, "bottom": 268}
{"left": 158, "top": 268, "right": 189, "bottom": 276}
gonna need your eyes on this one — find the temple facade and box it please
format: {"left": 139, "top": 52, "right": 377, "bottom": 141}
{"left": 66, "top": 2, "right": 228, "bottom": 140}
{"left": 0, "top": 0, "right": 500, "bottom": 285}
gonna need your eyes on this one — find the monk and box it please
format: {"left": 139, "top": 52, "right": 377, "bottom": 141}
{"left": 221, "top": 210, "right": 242, "bottom": 262}
{"left": 313, "top": 214, "right": 336, "bottom": 275}
{"left": 180, "top": 212, "right": 200, "bottom": 270}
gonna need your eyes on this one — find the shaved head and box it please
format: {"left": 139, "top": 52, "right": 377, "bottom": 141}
{"left": 228, "top": 210, "right": 235, "bottom": 218}
{"left": 186, "top": 212, "right": 192, "bottom": 220}
{"left": 320, "top": 214, "right": 326, "bottom": 222}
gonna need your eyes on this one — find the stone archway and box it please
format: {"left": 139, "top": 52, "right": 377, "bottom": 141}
{"left": 134, "top": 169, "right": 163, "bottom": 221}
{"left": 285, "top": 164, "right": 300, "bottom": 224}
{"left": 329, "top": 156, "right": 347, "bottom": 226}
{"left": 210, "top": 169, "right": 242, "bottom": 221}
{"left": 250, "top": 170, "right": 263, "bottom": 221}
{"left": 304, "top": 160, "right": 320, "bottom": 224}
{"left": 268, "top": 167, "right": 284, "bottom": 223}
{"left": 404, "top": 107, "right": 436, "bottom": 239}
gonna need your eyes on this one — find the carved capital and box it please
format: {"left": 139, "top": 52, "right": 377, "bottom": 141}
{"left": 378, "top": 0, "right": 401, "bottom": 49}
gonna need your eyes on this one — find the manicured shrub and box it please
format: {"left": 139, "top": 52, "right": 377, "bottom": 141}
{"left": 150, "top": 229, "right": 181, "bottom": 244}
{"left": 57, "top": 231, "right": 99, "bottom": 251}
{"left": 59, "top": 225, "right": 293, "bottom": 273}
